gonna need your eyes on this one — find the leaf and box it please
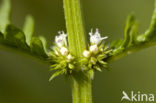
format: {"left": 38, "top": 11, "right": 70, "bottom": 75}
{"left": 122, "top": 14, "right": 138, "bottom": 48}
{"left": 143, "top": 2, "right": 156, "bottom": 41}
{"left": 39, "top": 36, "right": 48, "bottom": 54}
{"left": 110, "top": 14, "right": 139, "bottom": 56}
{"left": 0, "top": 0, "right": 11, "bottom": 34}
{"left": 0, "top": 24, "right": 48, "bottom": 59}
{"left": 30, "top": 36, "right": 48, "bottom": 58}
{"left": 5, "top": 24, "right": 48, "bottom": 55}
{"left": 49, "top": 70, "right": 64, "bottom": 81}
{"left": 4, "top": 24, "right": 29, "bottom": 50}
{"left": 23, "top": 15, "right": 35, "bottom": 46}
{"left": 108, "top": 1, "right": 156, "bottom": 62}
{"left": 110, "top": 14, "right": 138, "bottom": 56}
{"left": 0, "top": 0, "right": 49, "bottom": 62}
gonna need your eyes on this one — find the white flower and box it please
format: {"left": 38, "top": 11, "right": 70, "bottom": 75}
{"left": 60, "top": 47, "right": 68, "bottom": 56}
{"left": 83, "top": 50, "right": 91, "bottom": 58}
{"left": 89, "top": 28, "right": 108, "bottom": 45}
{"left": 55, "top": 31, "right": 67, "bottom": 47}
{"left": 67, "top": 54, "right": 74, "bottom": 61}
{"left": 90, "top": 45, "right": 99, "bottom": 53}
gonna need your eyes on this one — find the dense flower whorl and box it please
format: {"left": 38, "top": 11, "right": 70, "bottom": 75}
{"left": 49, "top": 31, "right": 75, "bottom": 81}
{"left": 81, "top": 28, "right": 111, "bottom": 72}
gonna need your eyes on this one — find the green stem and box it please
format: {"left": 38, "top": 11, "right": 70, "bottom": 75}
{"left": 63, "top": 0, "right": 92, "bottom": 103}
{"left": 63, "top": 0, "right": 87, "bottom": 57}
{"left": 71, "top": 72, "right": 92, "bottom": 103}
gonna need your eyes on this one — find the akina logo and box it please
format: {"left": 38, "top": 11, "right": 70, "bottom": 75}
{"left": 121, "top": 91, "right": 154, "bottom": 102}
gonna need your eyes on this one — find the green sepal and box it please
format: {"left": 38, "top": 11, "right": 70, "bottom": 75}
{"left": 49, "top": 70, "right": 64, "bottom": 81}
{"left": 68, "top": 63, "right": 75, "bottom": 69}
{"left": 98, "top": 60, "right": 107, "bottom": 65}
{"left": 90, "top": 57, "right": 97, "bottom": 65}
{"left": 97, "top": 54, "right": 107, "bottom": 61}
{"left": 50, "top": 64, "right": 62, "bottom": 71}
{"left": 88, "top": 63, "right": 92, "bottom": 69}
{"left": 94, "top": 66, "right": 102, "bottom": 72}
{"left": 80, "top": 58, "right": 88, "bottom": 65}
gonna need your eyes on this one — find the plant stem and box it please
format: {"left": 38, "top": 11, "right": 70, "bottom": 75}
{"left": 71, "top": 72, "right": 92, "bottom": 103}
{"left": 63, "top": 0, "right": 92, "bottom": 103}
{"left": 63, "top": 0, "right": 87, "bottom": 57}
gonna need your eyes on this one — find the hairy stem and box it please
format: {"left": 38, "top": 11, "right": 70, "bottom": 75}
{"left": 63, "top": 0, "right": 92, "bottom": 103}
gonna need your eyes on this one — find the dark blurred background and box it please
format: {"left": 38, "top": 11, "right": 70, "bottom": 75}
{"left": 0, "top": 0, "right": 156, "bottom": 103}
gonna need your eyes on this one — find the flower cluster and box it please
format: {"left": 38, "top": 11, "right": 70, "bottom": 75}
{"left": 82, "top": 29, "right": 112, "bottom": 72}
{"left": 49, "top": 29, "right": 111, "bottom": 81}
{"left": 49, "top": 31, "right": 75, "bottom": 81}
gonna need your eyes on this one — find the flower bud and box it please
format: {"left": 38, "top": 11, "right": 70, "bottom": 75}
{"left": 67, "top": 54, "right": 73, "bottom": 61}
{"left": 60, "top": 47, "right": 68, "bottom": 56}
{"left": 90, "top": 45, "right": 99, "bottom": 53}
{"left": 83, "top": 50, "right": 91, "bottom": 58}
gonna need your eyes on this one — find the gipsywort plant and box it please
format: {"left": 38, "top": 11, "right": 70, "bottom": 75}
{"left": 0, "top": 0, "right": 156, "bottom": 103}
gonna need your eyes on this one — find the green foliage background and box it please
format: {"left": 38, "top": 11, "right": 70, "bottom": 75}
{"left": 0, "top": 0, "right": 156, "bottom": 103}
